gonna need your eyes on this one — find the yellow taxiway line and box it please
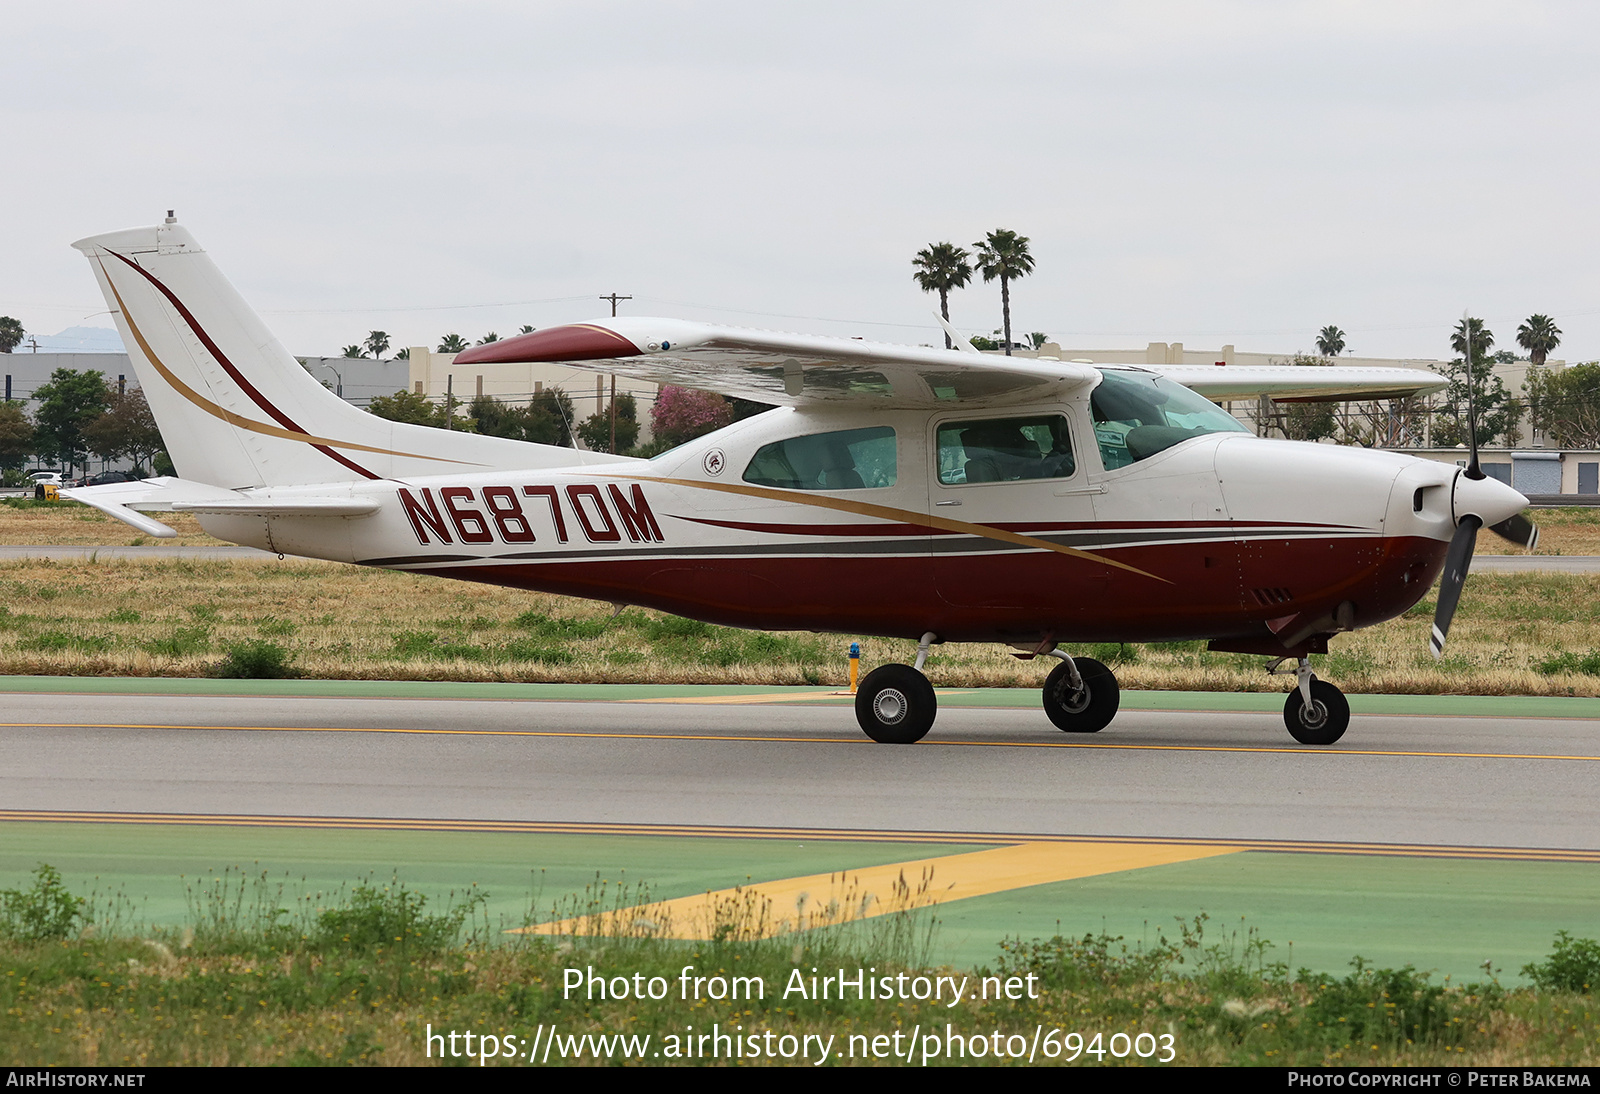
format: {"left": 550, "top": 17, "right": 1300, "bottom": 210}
{"left": 5, "top": 722, "right": 1600, "bottom": 763}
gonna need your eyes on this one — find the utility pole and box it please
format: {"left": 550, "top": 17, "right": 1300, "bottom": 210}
{"left": 599, "top": 294, "right": 631, "bottom": 453}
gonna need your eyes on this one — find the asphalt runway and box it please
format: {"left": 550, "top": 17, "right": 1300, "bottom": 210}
{"left": 4, "top": 691, "right": 1597, "bottom": 851}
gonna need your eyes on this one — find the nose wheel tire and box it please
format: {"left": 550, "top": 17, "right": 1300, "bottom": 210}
{"left": 855, "top": 664, "right": 937, "bottom": 744}
{"left": 1043, "top": 656, "right": 1120, "bottom": 733}
{"left": 1283, "top": 678, "right": 1350, "bottom": 745}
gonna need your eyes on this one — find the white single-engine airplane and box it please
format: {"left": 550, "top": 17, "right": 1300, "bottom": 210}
{"left": 65, "top": 216, "right": 1538, "bottom": 746}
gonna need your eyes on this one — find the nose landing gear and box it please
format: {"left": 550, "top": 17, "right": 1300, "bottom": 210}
{"left": 1042, "top": 652, "right": 1121, "bottom": 733}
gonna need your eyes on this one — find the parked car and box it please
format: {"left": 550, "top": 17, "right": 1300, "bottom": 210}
{"left": 27, "top": 471, "right": 62, "bottom": 487}
{"left": 72, "top": 471, "right": 138, "bottom": 488}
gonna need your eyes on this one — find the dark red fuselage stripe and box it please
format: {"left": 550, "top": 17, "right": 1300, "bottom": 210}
{"left": 106, "top": 250, "right": 380, "bottom": 480}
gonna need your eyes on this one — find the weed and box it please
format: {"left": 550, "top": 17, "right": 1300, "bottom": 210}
{"left": 1522, "top": 932, "right": 1600, "bottom": 993}
{"left": 513, "top": 611, "right": 608, "bottom": 640}
{"left": 143, "top": 625, "right": 211, "bottom": 658}
{"left": 18, "top": 631, "right": 113, "bottom": 654}
{"left": 1298, "top": 958, "right": 1468, "bottom": 1049}
{"left": 0, "top": 865, "right": 86, "bottom": 942}
{"left": 210, "top": 639, "right": 297, "bottom": 679}
{"left": 1537, "top": 650, "right": 1600, "bottom": 676}
{"left": 314, "top": 880, "right": 487, "bottom": 953}
{"left": 105, "top": 608, "right": 142, "bottom": 624}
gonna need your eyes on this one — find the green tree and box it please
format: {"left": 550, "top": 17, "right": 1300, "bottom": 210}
{"left": 468, "top": 389, "right": 574, "bottom": 447}
{"left": 911, "top": 242, "right": 973, "bottom": 349}
{"left": 32, "top": 369, "right": 110, "bottom": 474}
{"left": 1273, "top": 354, "right": 1338, "bottom": 441}
{"left": 974, "top": 229, "right": 1035, "bottom": 356}
{"left": 1517, "top": 314, "right": 1562, "bottom": 367}
{"left": 518, "top": 325, "right": 536, "bottom": 334}
{"left": 575, "top": 393, "right": 639, "bottom": 453}
{"left": 477, "top": 332, "right": 500, "bottom": 345}
{"left": 341, "top": 345, "right": 363, "bottom": 359}
{"left": 438, "top": 333, "right": 469, "bottom": 353}
{"left": 82, "top": 388, "right": 164, "bottom": 473}
{"left": 0, "top": 317, "right": 22, "bottom": 354}
{"left": 364, "top": 389, "right": 476, "bottom": 432}
{"left": 1029, "top": 332, "right": 1048, "bottom": 350}
{"left": 1527, "top": 362, "right": 1600, "bottom": 448}
{"left": 1436, "top": 318, "right": 1516, "bottom": 447}
{"left": 1316, "top": 325, "right": 1346, "bottom": 357}
{"left": 364, "top": 330, "right": 391, "bottom": 359}
{"left": 0, "top": 402, "right": 34, "bottom": 470}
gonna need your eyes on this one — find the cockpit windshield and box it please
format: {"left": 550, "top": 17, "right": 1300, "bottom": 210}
{"left": 1090, "top": 368, "right": 1252, "bottom": 470}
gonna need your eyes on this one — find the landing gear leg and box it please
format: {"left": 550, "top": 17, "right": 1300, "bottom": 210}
{"left": 1281, "top": 656, "right": 1349, "bottom": 745}
{"left": 1042, "top": 650, "right": 1120, "bottom": 733}
{"left": 854, "top": 632, "right": 938, "bottom": 744}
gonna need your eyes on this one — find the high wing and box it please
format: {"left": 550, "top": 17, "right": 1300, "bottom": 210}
{"left": 457, "top": 318, "right": 1446, "bottom": 407}
{"left": 1151, "top": 363, "right": 1447, "bottom": 402}
{"left": 455, "top": 318, "right": 1100, "bottom": 408}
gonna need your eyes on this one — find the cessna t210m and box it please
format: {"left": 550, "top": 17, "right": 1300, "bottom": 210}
{"left": 66, "top": 216, "right": 1538, "bottom": 746}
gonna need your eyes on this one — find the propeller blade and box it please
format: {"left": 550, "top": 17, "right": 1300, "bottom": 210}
{"left": 1488, "top": 512, "right": 1540, "bottom": 551}
{"left": 1430, "top": 514, "right": 1481, "bottom": 659}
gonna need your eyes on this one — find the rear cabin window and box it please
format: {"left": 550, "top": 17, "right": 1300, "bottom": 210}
{"left": 742, "top": 426, "right": 896, "bottom": 490}
{"left": 936, "top": 416, "right": 1076, "bottom": 485}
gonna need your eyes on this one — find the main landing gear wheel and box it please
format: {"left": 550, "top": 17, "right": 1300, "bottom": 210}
{"left": 1283, "top": 678, "right": 1350, "bottom": 745}
{"left": 855, "top": 664, "right": 936, "bottom": 744}
{"left": 1043, "top": 656, "right": 1120, "bottom": 733}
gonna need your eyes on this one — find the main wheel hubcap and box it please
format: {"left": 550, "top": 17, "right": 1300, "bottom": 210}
{"left": 873, "top": 688, "right": 908, "bottom": 725}
{"left": 1299, "top": 701, "right": 1328, "bottom": 729}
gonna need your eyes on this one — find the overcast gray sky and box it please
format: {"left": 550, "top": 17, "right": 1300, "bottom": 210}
{"left": 5, "top": 1, "right": 1598, "bottom": 363}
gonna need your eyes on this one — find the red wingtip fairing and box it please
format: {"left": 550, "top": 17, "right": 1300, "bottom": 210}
{"left": 453, "top": 324, "right": 641, "bottom": 365}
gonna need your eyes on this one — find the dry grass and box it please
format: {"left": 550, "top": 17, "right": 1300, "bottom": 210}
{"left": 0, "top": 555, "right": 1596, "bottom": 695}
{"left": 0, "top": 500, "right": 225, "bottom": 546}
{"left": 1477, "top": 506, "right": 1600, "bottom": 555}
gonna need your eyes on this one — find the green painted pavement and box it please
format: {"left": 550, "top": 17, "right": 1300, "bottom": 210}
{"left": 0, "top": 821, "right": 981, "bottom": 937}
{"left": 1, "top": 821, "right": 1594, "bottom": 982}
{"left": 4, "top": 675, "right": 1600, "bottom": 719}
{"left": 933, "top": 851, "right": 1600, "bottom": 982}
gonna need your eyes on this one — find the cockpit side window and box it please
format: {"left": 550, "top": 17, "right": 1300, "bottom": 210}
{"left": 1090, "top": 369, "right": 1251, "bottom": 469}
{"left": 742, "top": 426, "right": 896, "bottom": 490}
{"left": 935, "top": 415, "right": 1075, "bottom": 485}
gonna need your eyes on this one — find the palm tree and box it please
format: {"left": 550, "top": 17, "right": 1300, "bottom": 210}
{"left": 1450, "top": 317, "right": 1494, "bottom": 360}
{"left": 911, "top": 242, "right": 973, "bottom": 349}
{"left": 364, "top": 330, "right": 390, "bottom": 360}
{"left": 1316, "top": 325, "right": 1346, "bottom": 357}
{"left": 1517, "top": 314, "right": 1561, "bottom": 366}
{"left": 519, "top": 325, "right": 536, "bottom": 334}
{"left": 437, "top": 333, "right": 469, "bottom": 353}
{"left": 477, "top": 332, "right": 500, "bottom": 345}
{"left": 973, "top": 229, "right": 1035, "bottom": 356}
{"left": 341, "top": 345, "right": 363, "bottom": 359}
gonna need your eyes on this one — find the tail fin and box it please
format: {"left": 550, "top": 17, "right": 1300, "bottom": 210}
{"left": 73, "top": 217, "right": 626, "bottom": 488}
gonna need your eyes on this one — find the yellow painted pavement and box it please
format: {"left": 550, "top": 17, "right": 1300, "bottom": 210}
{"left": 523, "top": 839, "right": 1241, "bottom": 940}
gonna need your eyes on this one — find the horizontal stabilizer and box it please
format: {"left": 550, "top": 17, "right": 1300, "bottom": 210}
{"left": 61, "top": 476, "right": 382, "bottom": 537}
